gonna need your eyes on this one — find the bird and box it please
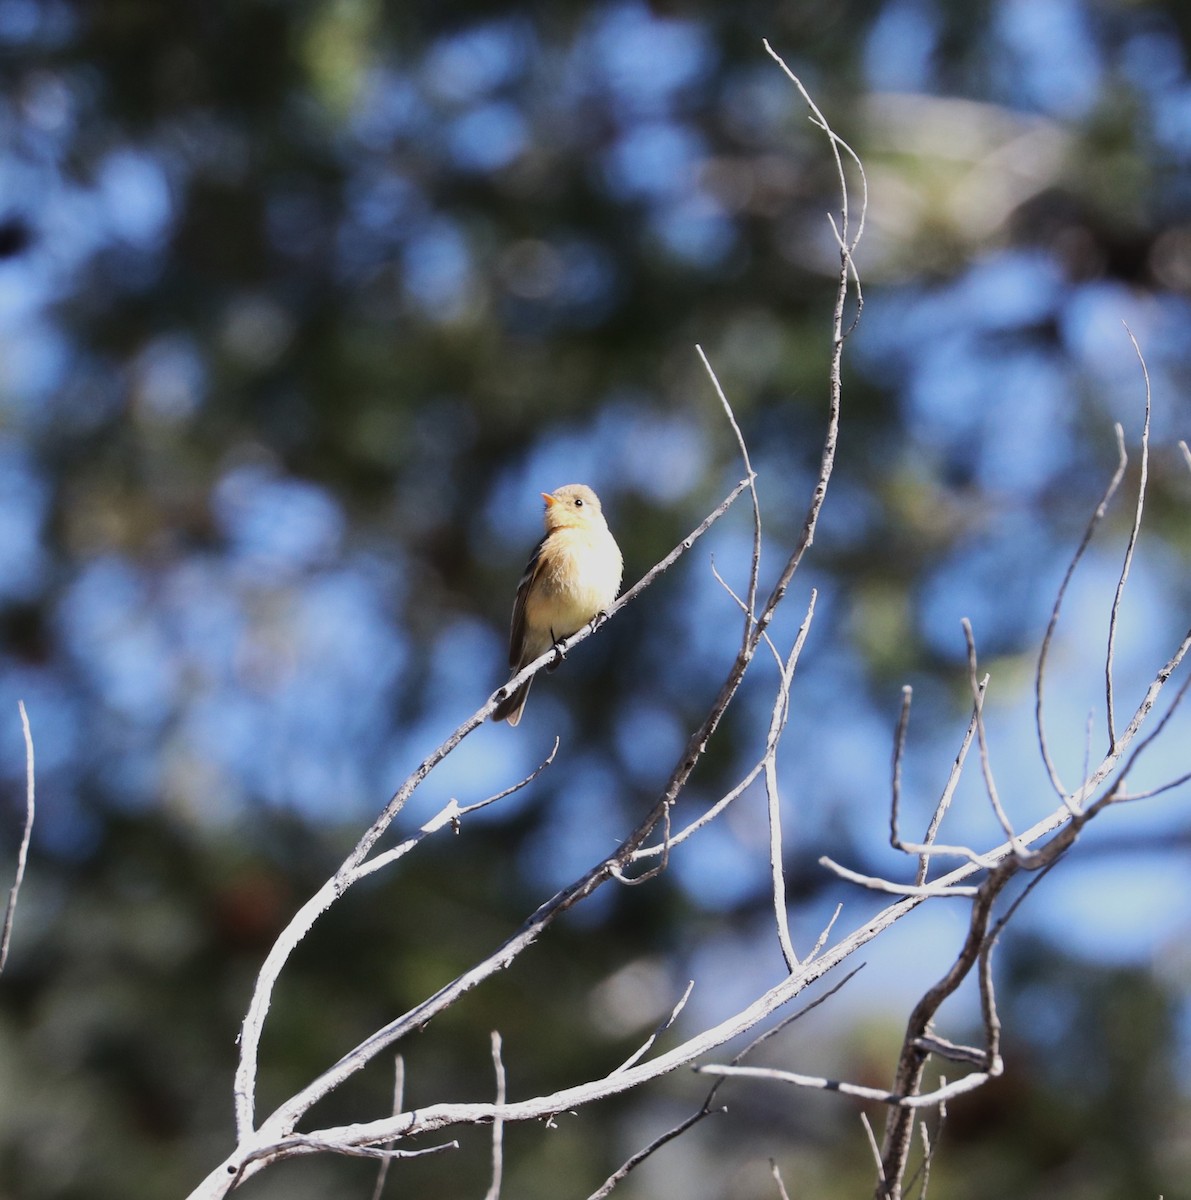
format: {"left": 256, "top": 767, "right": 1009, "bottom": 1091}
{"left": 492, "top": 484, "right": 623, "bottom": 726}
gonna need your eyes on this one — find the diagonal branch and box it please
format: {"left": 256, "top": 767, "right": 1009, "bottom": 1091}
{"left": 229, "top": 480, "right": 749, "bottom": 1137}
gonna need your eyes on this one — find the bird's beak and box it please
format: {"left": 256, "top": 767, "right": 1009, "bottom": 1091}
{"left": 541, "top": 492, "right": 556, "bottom": 507}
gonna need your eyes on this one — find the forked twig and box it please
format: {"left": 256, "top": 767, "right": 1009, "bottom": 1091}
{"left": 227, "top": 480, "right": 749, "bottom": 1140}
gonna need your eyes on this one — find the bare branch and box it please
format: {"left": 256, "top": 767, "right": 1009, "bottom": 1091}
{"left": 1087, "top": 626, "right": 1191, "bottom": 807}
{"left": 729, "top": 966, "right": 867, "bottom": 1067}
{"left": 895, "top": 681, "right": 988, "bottom": 884}
{"left": 229, "top": 480, "right": 749, "bottom": 1137}
{"left": 818, "top": 859, "right": 979, "bottom": 898}
{"left": 911, "top": 1035, "right": 988, "bottom": 1067}
{"left": 1106, "top": 326, "right": 1152, "bottom": 749}
{"left": 584, "top": 970, "right": 862, "bottom": 1199}
{"left": 483, "top": 1033, "right": 506, "bottom": 1200}
{"left": 1, "top": 701, "right": 35, "bottom": 978}
{"left": 353, "top": 740, "right": 560, "bottom": 884}
{"left": 611, "top": 979, "right": 695, "bottom": 1075}
{"left": 697, "top": 343, "right": 762, "bottom": 650}
{"left": 1115, "top": 769, "right": 1191, "bottom": 803}
{"left": 696, "top": 1064, "right": 992, "bottom": 1109}
{"left": 805, "top": 902, "right": 843, "bottom": 962}
{"left": 890, "top": 685, "right": 912, "bottom": 850}
{"left": 771, "top": 1159, "right": 792, "bottom": 1200}
{"left": 368, "top": 1056, "right": 405, "bottom": 1200}
{"left": 631, "top": 761, "right": 764, "bottom": 861}
{"left": 962, "top": 623, "right": 1023, "bottom": 854}
{"left": 862, "top": 1113, "right": 886, "bottom": 1191}
{"left": 767, "top": 594, "right": 818, "bottom": 970}
{"left": 585, "top": 1106, "right": 722, "bottom": 1200}
{"left": 763, "top": 41, "right": 868, "bottom": 257}
{"left": 1035, "top": 424, "right": 1127, "bottom": 796}
{"left": 233, "top": 1134, "right": 457, "bottom": 1180}
{"left": 711, "top": 558, "right": 783, "bottom": 668}
{"left": 914, "top": 1101, "right": 943, "bottom": 1200}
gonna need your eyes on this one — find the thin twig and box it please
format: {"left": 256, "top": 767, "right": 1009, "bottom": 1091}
{"left": 1115, "top": 769, "right": 1191, "bottom": 803}
{"left": 483, "top": 1033, "right": 506, "bottom": 1200}
{"left": 890, "top": 686, "right": 912, "bottom": 853}
{"left": 194, "top": 58, "right": 871, "bottom": 1200}
{"left": 805, "top": 902, "right": 844, "bottom": 962}
{"left": 728, "top": 966, "right": 867, "bottom": 1067}
{"left": 584, "top": 1106, "right": 722, "bottom": 1200}
{"left": 819, "top": 859, "right": 979, "bottom": 897}
{"left": 909, "top": 682, "right": 986, "bottom": 885}
{"left": 962, "top": 623, "right": 1023, "bottom": 854}
{"left": 910, "top": 1035, "right": 988, "bottom": 1067}
{"left": 611, "top": 980, "right": 695, "bottom": 1074}
{"left": 1035, "top": 424, "right": 1127, "bottom": 796}
{"left": 228, "top": 480, "right": 748, "bottom": 1138}
{"left": 589, "top": 968, "right": 864, "bottom": 1200}
{"left": 353, "top": 740, "right": 560, "bottom": 883}
{"left": 766, "top": 594, "right": 818, "bottom": 970}
{"left": 1107, "top": 326, "right": 1151, "bottom": 749}
{"left": 861, "top": 1112, "right": 886, "bottom": 1188}
{"left": 368, "top": 1056, "right": 405, "bottom": 1200}
{"left": 771, "top": 1159, "right": 792, "bottom": 1200}
{"left": 711, "top": 558, "right": 783, "bottom": 668}
{"left": 631, "top": 760, "right": 765, "bottom": 861}
{"left": 697, "top": 345, "right": 762, "bottom": 649}
{"left": 611, "top": 799, "right": 673, "bottom": 885}
{"left": 1, "top": 701, "right": 35, "bottom": 977}
{"left": 915, "top": 1099, "right": 942, "bottom": 1200}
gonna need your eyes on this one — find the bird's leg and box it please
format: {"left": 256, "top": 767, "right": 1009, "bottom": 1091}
{"left": 547, "top": 627, "right": 565, "bottom": 671}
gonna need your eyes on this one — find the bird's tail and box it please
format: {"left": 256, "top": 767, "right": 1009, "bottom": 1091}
{"left": 492, "top": 675, "right": 532, "bottom": 726}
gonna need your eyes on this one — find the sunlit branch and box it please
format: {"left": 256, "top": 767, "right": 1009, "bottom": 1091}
{"left": 228, "top": 479, "right": 749, "bottom": 1138}
{"left": 483, "top": 1032, "right": 506, "bottom": 1200}
{"left": 766, "top": 593, "right": 818, "bottom": 970}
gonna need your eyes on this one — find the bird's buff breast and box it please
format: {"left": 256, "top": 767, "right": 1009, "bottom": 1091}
{"left": 525, "top": 529, "right": 621, "bottom": 637}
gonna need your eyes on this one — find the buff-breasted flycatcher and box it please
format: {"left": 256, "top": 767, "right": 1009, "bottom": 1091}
{"left": 492, "top": 484, "right": 623, "bottom": 726}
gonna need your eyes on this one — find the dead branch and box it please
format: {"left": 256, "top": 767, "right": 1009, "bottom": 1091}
{"left": 1, "top": 701, "right": 35, "bottom": 978}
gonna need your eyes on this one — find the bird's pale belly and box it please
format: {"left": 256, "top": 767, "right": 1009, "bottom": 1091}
{"left": 526, "top": 548, "right": 619, "bottom": 639}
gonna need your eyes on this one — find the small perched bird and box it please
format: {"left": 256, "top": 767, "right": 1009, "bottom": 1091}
{"left": 493, "top": 484, "right": 623, "bottom": 726}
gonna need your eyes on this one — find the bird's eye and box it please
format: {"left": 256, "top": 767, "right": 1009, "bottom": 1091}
{"left": 574, "top": 497, "right": 584, "bottom": 507}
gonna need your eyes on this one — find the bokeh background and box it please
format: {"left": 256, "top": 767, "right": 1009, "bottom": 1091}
{"left": 1, "top": 1, "right": 1190, "bottom": 1197}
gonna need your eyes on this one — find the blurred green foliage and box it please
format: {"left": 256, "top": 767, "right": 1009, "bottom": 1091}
{"left": 1, "top": 1, "right": 1190, "bottom": 1197}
